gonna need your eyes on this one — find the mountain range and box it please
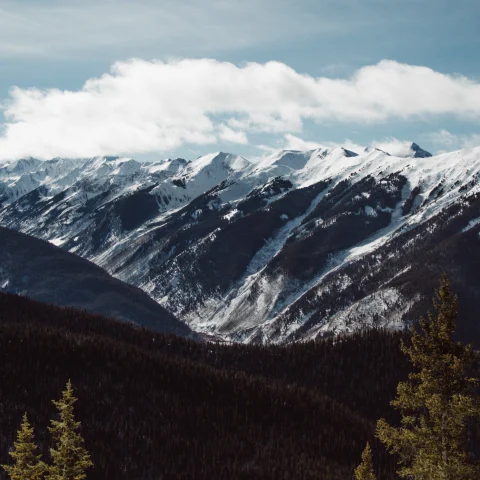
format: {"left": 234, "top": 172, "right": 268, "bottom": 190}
{"left": 1, "top": 142, "right": 479, "bottom": 344}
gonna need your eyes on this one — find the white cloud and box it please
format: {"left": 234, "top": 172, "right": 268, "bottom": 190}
{"left": 424, "top": 129, "right": 458, "bottom": 146}
{"left": 218, "top": 125, "right": 248, "bottom": 145}
{"left": 422, "top": 129, "right": 480, "bottom": 151}
{"left": 371, "top": 138, "right": 416, "bottom": 157}
{"left": 283, "top": 134, "right": 323, "bottom": 151}
{"left": 282, "top": 134, "right": 364, "bottom": 154}
{"left": 281, "top": 134, "right": 399, "bottom": 155}
{"left": 1, "top": 58, "right": 480, "bottom": 160}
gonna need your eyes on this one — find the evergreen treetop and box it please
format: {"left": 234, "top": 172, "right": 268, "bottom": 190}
{"left": 354, "top": 442, "right": 376, "bottom": 480}
{"left": 376, "top": 274, "right": 480, "bottom": 479}
{"left": 46, "top": 380, "right": 92, "bottom": 480}
{"left": 2, "top": 413, "right": 46, "bottom": 480}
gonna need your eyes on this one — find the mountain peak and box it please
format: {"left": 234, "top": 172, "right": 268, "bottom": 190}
{"left": 373, "top": 141, "right": 432, "bottom": 158}
{"left": 364, "top": 147, "right": 391, "bottom": 156}
{"left": 410, "top": 142, "right": 432, "bottom": 158}
{"left": 341, "top": 147, "right": 359, "bottom": 157}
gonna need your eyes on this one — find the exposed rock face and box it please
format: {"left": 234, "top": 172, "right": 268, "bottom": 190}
{"left": 410, "top": 142, "right": 433, "bottom": 158}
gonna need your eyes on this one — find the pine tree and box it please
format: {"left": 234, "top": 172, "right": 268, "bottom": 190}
{"left": 46, "top": 381, "right": 93, "bottom": 480}
{"left": 2, "top": 413, "right": 46, "bottom": 480}
{"left": 354, "top": 442, "right": 376, "bottom": 480}
{"left": 376, "top": 274, "right": 480, "bottom": 479}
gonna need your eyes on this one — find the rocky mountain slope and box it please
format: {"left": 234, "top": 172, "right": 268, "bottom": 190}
{"left": 0, "top": 227, "right": 193, "bottom": 337}
{"left": 1, "top": 142, "right": 480, "bottom": 344}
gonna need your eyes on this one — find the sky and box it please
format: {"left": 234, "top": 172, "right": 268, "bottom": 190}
{"left": 0, "top": 0, "right": 479, "bottom": 162}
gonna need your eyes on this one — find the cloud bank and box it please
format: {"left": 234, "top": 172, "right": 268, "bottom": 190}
{"left": 1, "top": 58, "right": 480, "bottom": 160}
{"left": 422, "top": 129, "right": 480, "bottom": 152}
{"left": 281, "top": 134, "right": 422, "bottom": 158}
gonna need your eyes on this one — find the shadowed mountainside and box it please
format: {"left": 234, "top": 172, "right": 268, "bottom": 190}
{"left": 0, "top": 227, "right": 192, "bottom": 337}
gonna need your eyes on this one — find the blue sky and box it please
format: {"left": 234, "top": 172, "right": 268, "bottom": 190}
{"left": 0, "top": 0, "right": 479, "bottom": 161}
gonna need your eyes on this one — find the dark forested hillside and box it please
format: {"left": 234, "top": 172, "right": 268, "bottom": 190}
{"left": 0, "top": 293, "right": 412, "bottom": 479}
{"left": 0, "top": 227, "right": 192, "bottom": 337}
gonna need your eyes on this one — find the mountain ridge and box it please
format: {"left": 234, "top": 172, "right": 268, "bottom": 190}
{"left": 2, "top": 142, "right": 480, "bottom": 344}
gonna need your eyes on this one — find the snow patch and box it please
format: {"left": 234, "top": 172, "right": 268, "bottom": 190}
{"left": 462, "top": 217, "right": 480, "bottom": 232}
{"left": 223, "top": 209, "right": 240, "bottom": 221}
{"left": 364, "top": 205, "right": 377, "bottom": 217}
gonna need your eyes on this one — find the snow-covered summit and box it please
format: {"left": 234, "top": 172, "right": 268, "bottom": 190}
{"left": 176, "top": 152, "right": 251, "bottom": 184}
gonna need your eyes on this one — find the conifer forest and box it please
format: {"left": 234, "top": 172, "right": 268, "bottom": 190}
{"left": 1, "top": 276, "right": 479, "bottom": 479}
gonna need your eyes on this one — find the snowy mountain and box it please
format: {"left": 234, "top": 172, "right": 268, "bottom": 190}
{"left": 1, "top": 142, "right": 480, "bottom": 344}
{"left": 0, "top": 227, "right": 193, "bottom": 337}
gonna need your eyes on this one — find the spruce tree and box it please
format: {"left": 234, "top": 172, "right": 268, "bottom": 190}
{"left": 354, "top": 442, "right": 376, "bottom": 480}
{"left": 2, "top": 413, "right": 46, "bottom": 480}
{"left": 376, "top": 275, "right": 480, "bottom": 479}
{"left": 46, "top": 381, "right": 93, "bottom": 480}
